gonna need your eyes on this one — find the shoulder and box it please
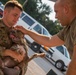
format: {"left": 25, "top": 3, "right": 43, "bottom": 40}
{"left": 0, "top": 18, "right": 5, "bottom": 27}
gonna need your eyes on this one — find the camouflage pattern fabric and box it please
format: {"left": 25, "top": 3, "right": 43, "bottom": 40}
{"left": 0, "top": 18, "right": 28, "bottom": 75}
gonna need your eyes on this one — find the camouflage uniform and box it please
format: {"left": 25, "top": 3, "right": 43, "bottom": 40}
{"left": 0, "top": 18, "right": 28, "bottom": 75}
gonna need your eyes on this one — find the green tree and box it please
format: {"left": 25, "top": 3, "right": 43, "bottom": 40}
{"left": 23, "top": 0, "right": 52, "bottom": 23}
{"left": 0, "top": 0, "right": 8, "bottom": 4}
{"left": 23, "top": 0, "right": 62, "bottom": 35}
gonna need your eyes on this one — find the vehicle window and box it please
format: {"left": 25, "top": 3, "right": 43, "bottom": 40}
{"left": 65, "top": 49, "right": 68, "bottom": 58}
{"left": 0, "top": 4, "right": 4, "bottom": 9}
{"left": 20, "top": 12, "right": 25, "bottom": 18}
{"left": 56, "top": 46, "right": 64, "bottom": 55}
{"left": 65, "top": 48, "right": 70, "bottom": 59}
{"left": 22, "top": 15, "right": 35, "bottom": 26}
{"left": 33, "top": 24, "right": 42, "bottom": 34}
{"left": 0, "top": 8, "right": 3, "bottom": 18}
{"left": 43, "top": 28, "right": 50, "bottom": 36}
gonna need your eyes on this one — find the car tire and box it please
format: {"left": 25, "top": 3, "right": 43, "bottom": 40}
{"left": 55, "top": 60, "right": 65, "bottom": 71}
{"left": 31, "top": 42, "right": 41, "bottom": 52}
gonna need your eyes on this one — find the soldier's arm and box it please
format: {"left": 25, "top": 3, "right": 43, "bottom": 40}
{"left": 3, "top": 49, "right": 24, "bottom": 62}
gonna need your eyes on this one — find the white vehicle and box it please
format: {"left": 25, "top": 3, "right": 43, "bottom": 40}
{"left": 40, "top": 45, "right": 71, "bottom": 71}
{"left": 16, "top": 11, "right": 51, "bottom": 52}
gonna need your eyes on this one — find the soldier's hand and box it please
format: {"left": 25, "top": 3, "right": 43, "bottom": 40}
{"left": 15, "top": 26, "right": 28, "bottom": 34}
{"left": 3, "top": 49, "right": 24, "bottom": 62}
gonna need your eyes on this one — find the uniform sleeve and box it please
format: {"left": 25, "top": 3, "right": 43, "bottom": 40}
{"left": 57, "top": 28, "right": 65, "bottom": 41}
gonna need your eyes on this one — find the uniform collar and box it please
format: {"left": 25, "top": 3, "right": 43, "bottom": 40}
{"left": 0, "top": 18, "right": 12, "bottom": 28}
{"left": 68, "top": 17, "right": 76, "bottom": 27}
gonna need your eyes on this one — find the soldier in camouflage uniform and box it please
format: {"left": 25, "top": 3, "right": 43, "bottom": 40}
{"left": 0, "top": 1, "right": 24, "bottom": 75}
{"left": 0, "top": 1, "right": 45, "bottom": 75}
